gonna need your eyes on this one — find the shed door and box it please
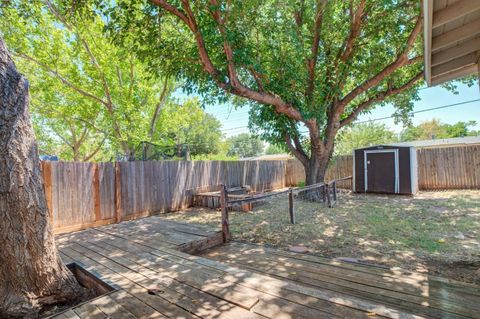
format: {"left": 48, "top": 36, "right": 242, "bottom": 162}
{"left": 365, "top": 151, "right": 397, "bottom": 193}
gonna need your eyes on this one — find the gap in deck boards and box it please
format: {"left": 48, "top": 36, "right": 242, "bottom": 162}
{"left": 41, "top": 263, "right": 117, "bottom": 318}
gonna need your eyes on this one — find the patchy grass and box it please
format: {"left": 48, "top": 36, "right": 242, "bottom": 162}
{"left": 163, "top": 190, "right": 480, "bottom": 284}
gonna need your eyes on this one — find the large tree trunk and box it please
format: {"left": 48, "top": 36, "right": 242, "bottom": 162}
{"left": 303, "top": 152, "right": 331, "bottom": 185}
{"left": 295, "top": 149, "right": 332, "bottom": 201}
{"left": 0, "top": 38, "right": 84, "bottom": 318}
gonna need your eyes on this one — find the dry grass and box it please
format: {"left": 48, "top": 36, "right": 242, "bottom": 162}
{"left": 163, "top": 190, "right": 480, "bottom": 283}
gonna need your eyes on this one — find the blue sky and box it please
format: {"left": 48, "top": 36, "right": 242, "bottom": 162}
{"left": 200, "top": 81, "right": 480, "bottom": 137}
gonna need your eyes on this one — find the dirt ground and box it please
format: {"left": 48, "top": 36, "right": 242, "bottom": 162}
{"left": 163, "top": 190, "right": 480, "bottom": 284}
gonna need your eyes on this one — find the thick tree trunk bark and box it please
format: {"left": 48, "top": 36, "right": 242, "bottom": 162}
{"left": 296, "top": 149, "right": 332, "bottom": 201}
{"left": 303, "top": 152, "right": 330, "bottom": 185}
{"left": 0, "top": 38, "right": 84, "bottom": 318}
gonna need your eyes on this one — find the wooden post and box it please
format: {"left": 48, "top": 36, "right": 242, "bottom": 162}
{"left": 114, "top": 162, "right": 122, "bottom": 223}
{"left": 220, "top": 184, "right": 231, "bottom": 242}
{"left": 288, "top": 188, "right": 295, "bottom": 224}
{"left": 326, "top": 183, "right": 331, "bottom": 208}
{"left": 322, "top": 184, "right": 327, "bottom": 203}
{"left": 42, "top": 161, "right": 54, "bottom": 226}
{"left": 93, "top": 163, "right": 101, "bottom": 222}
{"left": 332, "top": 181, "right": 337, "bottom": 202}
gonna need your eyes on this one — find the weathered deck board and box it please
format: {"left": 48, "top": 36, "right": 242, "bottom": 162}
{"left": 203, "top": 243, "right": 479, "bottom": 307}
{"left": 201, "top": 242, "right": 480, "bottom": 319}
{"left": 51, "top": 217, "right": 480, "bottom": 319}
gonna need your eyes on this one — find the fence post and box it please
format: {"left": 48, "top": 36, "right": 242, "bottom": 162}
{"left": 321, "top": 184, "right": 326, "bottom": 203}
{"left": 93, "top": 163, "right": 101, "bottom": 223}
{"left": 288, "top": 188, "right": 295, "bottom": 224}
{"left": 42, "top": 161, "right": 54, "bottom": 226}
{"left": 332, "top": 181, "right": 337, "bottom": 201}
{"left": 220, "top": 184, "right": 231, "bottom": 242}
{"left": 325, "top": 183, "right": 332, "bottom": 207}
{"left": 115, "top": 162, "right": 122, "bottom": 223}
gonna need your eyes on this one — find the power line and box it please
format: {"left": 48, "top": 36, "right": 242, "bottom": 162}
{"left": 291, "top": 98, "right": 480, "bottom": 134}
{"left": 354, "top": 98, "right": 480, "bottom": 125}
{"left": 216, "top": 98, "right": 480, "bottom": 134}
{"left": 144, "top": 98, "right": 480, "bottom": 150}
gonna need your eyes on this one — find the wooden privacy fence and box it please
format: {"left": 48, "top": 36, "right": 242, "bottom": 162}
{"left": 417, "top": 145, "right": 480, "bottom": 190}
{"left": 41, "top": 145, "right": 480, "bottom": 233}
{"left": 42, "top": 160, "right": 286, "bottom": 234}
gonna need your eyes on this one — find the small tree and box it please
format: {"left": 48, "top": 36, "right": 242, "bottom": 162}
{"left": 265, "top": 144, "right": 285, "bottom": 155}
{"left": 335, "top": 122, "right": 398, "bottom": 155}
{"left": 401, "top": 119, "right": 478, "bottom": 141}
{"left": 156, "top": 98, "right": 223, "bottom": 157}
{"left": 227, "top": 133, "right": 265, "bottom": 158}
{"left": 0, "top": 38, "right": 83, "bottom": 318}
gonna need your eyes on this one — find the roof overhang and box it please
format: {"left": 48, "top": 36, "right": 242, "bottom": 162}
{"left": 423, "top": 0, "right": 480, "bottom": 86}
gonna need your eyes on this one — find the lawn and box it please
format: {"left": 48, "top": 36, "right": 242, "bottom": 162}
{"left": 163, "top": 190, "right": 480, "bottom": 284}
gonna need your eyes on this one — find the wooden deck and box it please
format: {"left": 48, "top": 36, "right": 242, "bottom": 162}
{"left": 53, "top": 217, "right": 480, "bottom": 319}
{"left": 201, "top": 242, "right": 480, "bottom": 319}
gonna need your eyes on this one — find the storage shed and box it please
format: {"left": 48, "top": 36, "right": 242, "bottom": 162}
{"left": 353, "top": 145, "right": 418, "bottom": 195}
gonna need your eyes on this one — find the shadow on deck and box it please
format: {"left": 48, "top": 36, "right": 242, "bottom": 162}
{"left": 53, "top": 216, "right": 480, "bottom": 319}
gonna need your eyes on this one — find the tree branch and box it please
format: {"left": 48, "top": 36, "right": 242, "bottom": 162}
{"left": 148, "top": 77, "right": 171, "bottom": 139}
{"left": 338, "top": 0, "right": 366, "bottom": 62}
{"left": 76, "top": 126, "right": 89, "bottom": 146}
{"left": 337, "top": 16, "right": 422, "bottom": 111}
{"left": 248, "top": 67, "right": 265, "bottom": 92}
{"left": 151, "top": 0, "right": 310, "bottom": 125}
{"left": 51, "top": 126, "right": 73, "bottom": 148}
{"left": 14, "top": 52, "right": 108, "bottom": 106}
{"left": 44, "top": 0, "right": 115, "bottom": 110}
{"left": 340, "top": 71, "right": 423, "bottom": 127}
{"left": 284, "top": 133, "right": 309, "bottom": 167}
{"left": 82, "top": 136, "right": 107, "bottom": 162}
{"left": 305, "top": 0, "right": 326, "bottom": 104}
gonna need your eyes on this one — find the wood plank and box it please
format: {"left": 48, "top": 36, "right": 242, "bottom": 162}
{"left": 432, "top": 0, "right": 480, "bottom": 28}
{"left": 108, "top": 290, "right": 167, "bottom": 319}
{"left": 61, "top": 243, "right": 262, "bottom": 319}
{"left": 50, "top": 309, "right": 82, "bottom": 319}
{"left": 72, "top": 301, "right": 106, "bottom": 319}
{"left": 431, "top": 37, "right": 480, "bottom": 66}
{"left": 431, "top": 52, "right": 478, "bottom": 77}
{"left": 93, "top": 164, "right": 101, "bottom": 222}
{"left": 66, "top": 227, "right": 421, "bottom": 319}
{"left": 432, "top": 18, "right": 480, "bottom": 52}
{"left": 89, "top": 292, "right": 137, "bottom": 319}
{"left": 42, "top": 161, "right": 54, "bottom": 226}
{"left": 202, "top": 245, "right": 459, "bottom": 300}
{"left": 53, "top": 218, "right": 117, "bottom": 235}
{"left": 178, "top": 250, "right": 422, "bottom": 319}
{"left": 61, "top": 246, "right": 200, "bottom": 319}
{"left": 64, "top": 233, "right": 260, "bottom": 311}
{"left": 205, "top": 247, "right": 478, "bottom": 318}
{"left": 61, "top": 234, "right": 372, "bottom": 319}
{"left": 223, "top": 242, "right": 480, "bottom": 296}
{"left": 115, "top": 162, "right": 122, "bottom": 223}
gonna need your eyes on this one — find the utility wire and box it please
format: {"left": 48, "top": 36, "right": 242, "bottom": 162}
{"left": 156, "top": 98, "right": 480, "bottom": 148}
{"left": 352, "top": 98, "right": 480, "bottom": 125}
{"left": 216, "top": 98, "right": 480, "bottom": 134}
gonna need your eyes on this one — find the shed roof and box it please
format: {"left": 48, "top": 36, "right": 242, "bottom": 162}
{"left": 390, "top": 135, "right": 480, "bottom": 148}
{"left": 423, "top": 0, "right": 480, "bottom": 86}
